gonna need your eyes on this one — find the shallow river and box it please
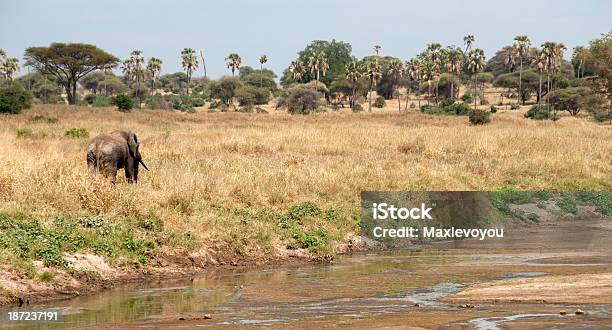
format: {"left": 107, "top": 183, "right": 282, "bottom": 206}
{"left": 3, "top": 220, "right": 612, "bottom": 329}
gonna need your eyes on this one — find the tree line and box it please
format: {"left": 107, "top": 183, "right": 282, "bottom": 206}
{"left": 0, "top": 31, "right": 610, "bottom": 121}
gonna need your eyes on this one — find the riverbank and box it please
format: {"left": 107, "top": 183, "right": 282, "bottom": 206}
{"left": 2, "top": 218, "right": 609, "bottom": 329}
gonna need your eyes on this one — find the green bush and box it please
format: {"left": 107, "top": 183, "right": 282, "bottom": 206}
{"left": 190, "top": 97, "right": 205, "bottom": 107}
{"left": 113, "top": 95, "right": 134, "bottom": 112}
{"left": 556, "top": 194, "right": 577, "bottom": 214}
{"left": 374, "top": 96, "right": 386, "bottom": 108}
{"left": 0, "top": 84, "right": 33, "bottom": 114}
{"left": 145, "top": 94, "right": 163, "bottom": 109}
{"left": 524, "top": 105, "right": 558, "bottom": 120}
{"left": 593, "top": 111, "right": 610, "bottom": 123}
{"left": 209, "top": 99, "right": 221, "bottom": 109}
{"left": 490, "top": 105, "right": 497, "bottom": 113}
{"left": 469, "top": 109, "right": 491, "bottom": 125}
{"left": 235, "top": 85, "right": 271, "bottom": 106}
{"left": 277, "top": 85, "right": 322, "bottom": 115}
{"left": 16, "top": 128, "right": 33, "bottom": 138}
{"left": 92, "top": 95, "right": 112, "bottom": 107}
{"left": 461, "top": 92, "right": 473, "bottom": 103}
{"left": 421, "top": 102, "right": 471, "bottom": 116}
{"left": 65, "top": 128, "right": 89, "bottom": 138}
{"left": 84, "top": 94, "right": 96, "bottom": 105}
{"left": 510, "top": 103, "right": 520, "bottom": 110}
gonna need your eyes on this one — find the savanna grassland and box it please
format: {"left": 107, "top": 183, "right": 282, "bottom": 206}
{"left": 0, "top": 103, "right": 610, "bottom": 304}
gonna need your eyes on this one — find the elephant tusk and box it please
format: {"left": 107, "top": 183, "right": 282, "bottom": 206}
{"left": 140, "top": 159, "right": 150, "bottom": 171}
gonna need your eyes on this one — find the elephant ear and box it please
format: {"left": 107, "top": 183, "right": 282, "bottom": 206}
{"left": 127, "top": 132, "right": 139, "bottom": 158}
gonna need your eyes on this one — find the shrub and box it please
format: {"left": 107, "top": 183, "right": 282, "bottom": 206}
{"left": 510, "top": 103, "right": 520, "bottom": 110}
{"left": 353, "top": 103, "right": 364, "bottom": 112}
{"left": 469, "top": 109, "right": 491, "bottom": 125}
{"left": 461, "top": 92, "right": 473, "bottom": 103}
{"left": 65, "top": 128, "right": 89, "bottom": 138}
{"left": 374, "top": 96, "right": 386, "bottom": 108}
{"left": 524, "top": 105, "right": 558, "bottom": 120}
{"left": 84, "top": 94, "right": 96, "bottom": 105}
{"left": 92, "top": 96, "right": 112, "bottom": 107}
{"left": 277, "top": 85, "right": 322, "bottom": 115}
{"left": 190, "top": 97, "right": 205, "bottom": 107}
{"left": 16, "top": 128, "right": 33, "bottom": 138}
{"left": 235, "top": 85, "right": 271, "bottom": 106}
{"left": 409, "top": 102, "right": 416, "bottom": 109}
{"left": 113, "top": 95, "right": 134, "bottom": 112}
{"left": 448, "top": 102, "right": 471, "bottom": 115}
{"left": 208, "top": 76, "right": 241, "bottom": 106}
{"left": 209, "top": 99, "right": 221, "bottom": 109}
{"left": 593, "top": 111, "right": 610, "bottom": 123}
{"left": 490, "top": 105, "right": 497, "bottom": 113}
{"left": 556, "top": 194, "right": 578, "bottom": 214}
{"left": 145, "top": 94, "right": 163, "bottom": 109}
{"left": 0, "top": 84, "right": 33, "bottom": 114}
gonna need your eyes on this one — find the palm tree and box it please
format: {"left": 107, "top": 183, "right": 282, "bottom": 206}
{"left": 425, "top": 43, "right": 443, "bottom": 104}
{"left": 387, "top": 59, "right": 404, "bottom": 112}
{"left": 345, "top": 61, "right": 362, "bottom": 112}
{"left": 199, "top": 49, "right": 207, "bottom": 78}
{"left": 181, "top": 48, "right": 198, "bottom": 83}
{"left": 289, "top": 60, "right": 305, "bottom": 83}
{"left": 419, "top": 59, "right": 435, "bottom": 106}
{"left": 532, "top": 50, "right": 546, "bottom": 108}
{"left": 467, "top": 48, "right": 486, "bottom": 109}
{"left": 146, "top": 57, "right": 162, "bottom": 93}
{"left": 225, "top": 53, "right": 242, "bottom": 76}
{"left": 0, "top": 49, "right": 6, "bottom": 82}
{"left": 373, "top": 44, "right": 382, "bottom": 56}
{"left": 102, "top": 63, "right": 114, "bottom": 96}
{"left": 445, "top": 46, "right": 463, "bottom": 100}
{"left": 129, "top": 50, "right": 145, "bottom": 107}
{"left": 364, "top": 60, "right": 382, "bottom": 112}
{"left": 463, "top": 35, "right": 475, "bottom": 53}
{"left": 549, "top": 42, "right": 566, "bottom": 115}
{"left": 121, "top": 58, "right": 134, "bottom": 87}
{"left": 406, "top": 58, "right": 421, "bottom": 110}
{"left": 540, "top": 41, "right": 565, "bottom": 107}
{"left": 259, "top": 54, "right": 268, "bottom": 88}
{"left": 307, "top": 52, "right": 329, "bottom": 92}
{"left": 514, "top": 35, "right": 531, "bottom": 105}
{"left": 3, "top": 58, "right": 20, "bottom": 82}
{"left": 572, "top": 46, "right": 587, "bottom": 78}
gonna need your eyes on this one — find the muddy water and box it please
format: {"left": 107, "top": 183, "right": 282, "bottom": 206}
{"left": 2, "top": 220, "right": 612, "bottom": 329}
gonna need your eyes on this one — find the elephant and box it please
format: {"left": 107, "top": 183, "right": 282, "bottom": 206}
{"left": 87, "top": 130, "right": 149, "bottom": 183}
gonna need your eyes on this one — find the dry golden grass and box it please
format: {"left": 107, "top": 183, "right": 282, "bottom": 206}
{"left": 0, "top": 104, "right": 610, "bottom": 255}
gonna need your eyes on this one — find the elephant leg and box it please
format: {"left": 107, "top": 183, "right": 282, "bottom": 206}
{"left": 87, "top": 151, "right": 97, "bottom": 177}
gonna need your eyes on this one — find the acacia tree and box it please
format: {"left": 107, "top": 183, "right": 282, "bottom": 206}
{"left": 259, "top": 54, "right": 268, "bottom": 88}
{"left": 345, "top": 61, "right": 362, "bottom": 112}
{"left": 307, "top": 52, "right": 329, "bottom": 92}
{"left": 24, "top": 43, "right": 118, "bottom": 104}
{"left": 181, "top": 48, "right": 198, "bottom": 83}
{"left": 514, "top": 35, "right": 531, "bottom": 105}
{"left": 146, "top": 57, "right": 162, "bottom": 93}
{"left": 225, "top": 53, "right": 242, "bottom": 76}
{"left": 467, "top": 48, "right": 486, "bottom": 109}
{"left": 387, "top": 59, "right": 404, "bottom": 112}
{"left": 364, "top": 60, "right": 382, "bottom": 112}
{"left": 582, "top": 31, "right": 612, "bottom": 121}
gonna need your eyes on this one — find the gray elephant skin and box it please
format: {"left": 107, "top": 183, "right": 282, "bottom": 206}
{"left": 87, "top": 130, "right": 149, "bottom": 183}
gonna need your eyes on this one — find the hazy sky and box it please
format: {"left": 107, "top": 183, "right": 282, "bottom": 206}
{"left": 1, "top": 0, "right": 610, "bottom": 78}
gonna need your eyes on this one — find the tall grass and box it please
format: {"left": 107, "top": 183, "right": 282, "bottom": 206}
{"left": 0, "top": 105, "right": 610, "bottom": 266}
